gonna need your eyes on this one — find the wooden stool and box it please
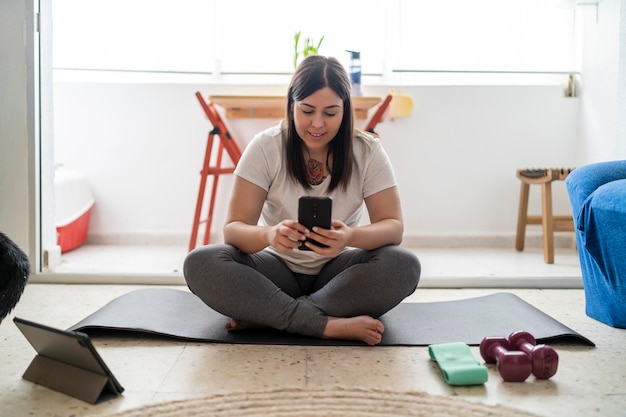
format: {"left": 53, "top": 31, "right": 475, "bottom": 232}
{"left": 515, "top": 168, "right": 575, "bottom": 263}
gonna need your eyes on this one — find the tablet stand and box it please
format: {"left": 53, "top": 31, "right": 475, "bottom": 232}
{"left": 14, "top": 317, "right": 124, "bottom": 404}
{"left": 22, "top": 355, "right": 115, "bottom": 404}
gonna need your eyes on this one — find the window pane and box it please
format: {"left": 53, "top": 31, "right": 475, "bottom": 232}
{"left": 396, "top": 0, "right": 576, "bottom": 72}
{"left": 214, "top": 0, "right": 386, "bottom": 74}
{"left": 52, "top": 0, "right": 216, "bottom": 72}
{"left": 51, "top": 0, "right": 575, "bottom": 75}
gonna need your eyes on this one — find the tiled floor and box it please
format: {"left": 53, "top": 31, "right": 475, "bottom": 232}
{"left": 2, "top": 246, "right": 625, "bottom": 417}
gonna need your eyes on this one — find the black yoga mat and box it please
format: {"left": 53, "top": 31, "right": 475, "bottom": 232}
{"left": 67, "top": 288, "right": 594, "bottom": 347}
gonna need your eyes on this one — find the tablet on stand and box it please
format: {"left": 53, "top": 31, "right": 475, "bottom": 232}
{"left": 13, "top": 317, "right": 124, "bottom": 404}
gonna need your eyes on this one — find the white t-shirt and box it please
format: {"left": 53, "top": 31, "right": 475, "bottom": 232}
{"left": 234, "top": 122, "right": 397, "bottom": 274}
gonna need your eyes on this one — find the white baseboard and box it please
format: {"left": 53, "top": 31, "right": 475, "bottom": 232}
{"left": 401, "top": 233, "right": 576, "bottom": 249}
{"left": 86, "top": 231, "right": 576, "bottom": 249}
{"left": 31, "top": 272, "right": 583, "bottom": 289}
{"left": 86, "top": 232, "right": 192, "bottom": 246}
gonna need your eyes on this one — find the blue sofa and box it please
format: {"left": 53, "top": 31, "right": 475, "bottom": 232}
{"left": 565, "top": 160, "right": 626, "bottom": 328}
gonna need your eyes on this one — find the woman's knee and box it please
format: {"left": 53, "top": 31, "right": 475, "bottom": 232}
{"left": 183, "top": 244, "right": 232, "bottom": 288}
{"left": 183, "top": 247, "right": 207, "bottom": 289}
{"left": 379, "top": 245, "right": 421, "bottom": 290}
{"left": 370, "top": 245, "right": 422, "bottom": 294}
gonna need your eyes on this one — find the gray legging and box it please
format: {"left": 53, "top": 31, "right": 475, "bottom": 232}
{"left": 183, "top": 244, "right": 420, "bottom": 338}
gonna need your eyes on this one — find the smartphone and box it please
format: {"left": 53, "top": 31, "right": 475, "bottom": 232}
{"left": 298, "top": 196, "right": 332, "bottom": 250}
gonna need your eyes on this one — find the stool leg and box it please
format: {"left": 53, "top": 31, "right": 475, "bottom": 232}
{"left": 541, "top": 182, "right": 555, "bottom": 264}
{"left": 515, "top": 182, "right": 530, "bottom": 252}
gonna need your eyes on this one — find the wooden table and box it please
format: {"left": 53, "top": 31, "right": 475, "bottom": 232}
{"left": 209, "top": 95, "right": 381, "bottom": 119}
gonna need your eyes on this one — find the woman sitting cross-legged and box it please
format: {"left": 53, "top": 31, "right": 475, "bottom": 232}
{"left": 183, "top": 55, "right": 421, "bottom": 346}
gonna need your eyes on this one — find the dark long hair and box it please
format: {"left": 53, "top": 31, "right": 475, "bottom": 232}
{"left": 284, "top": 55, "right": 354, "bottom": 192}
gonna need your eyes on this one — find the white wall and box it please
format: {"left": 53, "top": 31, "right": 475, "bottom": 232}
{"left": 578, "top": 0, "right": 623, "bottom": 162}
{"left": 0, "top": 0, "right": 35, "bottom": 261}
{"left": 52, "top": 80, "right": 579, "bottom": 246}
{"left": 617, "top": 0, "right": 626, "bottom": 158}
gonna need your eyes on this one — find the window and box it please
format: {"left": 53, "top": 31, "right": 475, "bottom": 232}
{"left": 52, "top": 0, "right": 387, "bottom": 76}
{"left": 51, "top": 0, "right": 577, "bottom": 78}
{"left": 52, "top": 0, "right": 216, "bottom": 73}
{"left": 396, "top": 0, "right": 576, "bottom": 73}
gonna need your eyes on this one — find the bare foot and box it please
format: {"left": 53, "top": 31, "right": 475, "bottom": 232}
{"left": 225, "top": 318, "right": 266, "bottom": 331}
{"left": 322, "top": 316, "right": 385, "bottom": 346}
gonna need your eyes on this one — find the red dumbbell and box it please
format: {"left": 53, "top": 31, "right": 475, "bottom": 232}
{"left": 479, "top": 337, "right": 532, "bottom": 382}
{"left": 509, "top": 330, "right": 559, "bottom": 379}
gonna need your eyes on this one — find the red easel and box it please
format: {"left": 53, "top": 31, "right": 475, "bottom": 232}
{"left": 189, "top": 92, "right": 243, "bottom": 251}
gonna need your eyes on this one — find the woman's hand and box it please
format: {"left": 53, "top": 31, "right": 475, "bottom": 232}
{"left": 267, "top": 219, "right": 308, "bottom": 253}
{"left": 302, "top": 219, "right": 352, "bottom": 257}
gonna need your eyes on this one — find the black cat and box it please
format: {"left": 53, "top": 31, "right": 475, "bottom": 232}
{"left": 0, "top": 232, "right": 30, "bottom": 322}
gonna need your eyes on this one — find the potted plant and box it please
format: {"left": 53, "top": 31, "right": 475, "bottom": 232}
{"left": 293, "top": 31, "right": 324, "bottom": 69}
